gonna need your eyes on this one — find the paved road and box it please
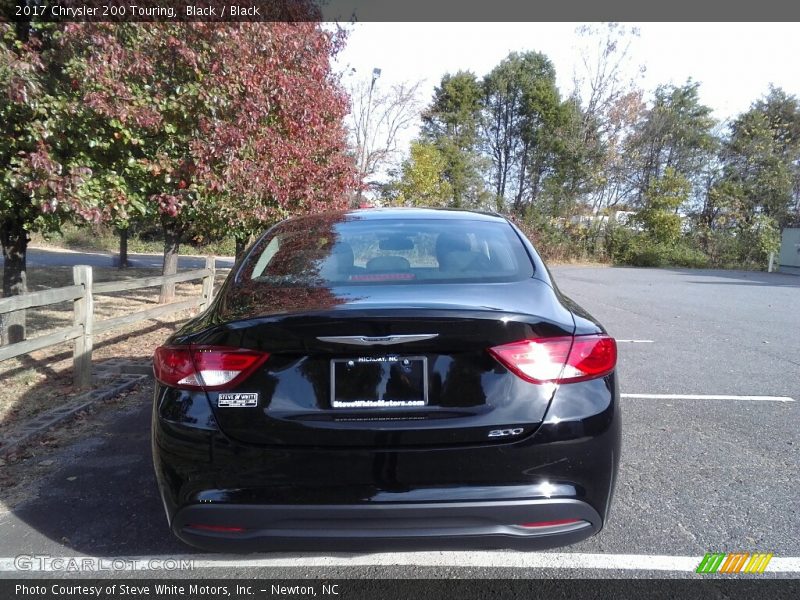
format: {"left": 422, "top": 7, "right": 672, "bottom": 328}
{"left": 0, "top": 266, "right": 798, "bottom": 579}
{"left": 0, "top": 247, "right": 235, "bottom": 270}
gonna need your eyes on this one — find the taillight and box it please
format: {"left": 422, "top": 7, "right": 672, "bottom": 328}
{"left": 488, "top": 334, "right": 616, "bottom": 384}
{"left": 153, "top": 345, "right": 269, "bottom": 391}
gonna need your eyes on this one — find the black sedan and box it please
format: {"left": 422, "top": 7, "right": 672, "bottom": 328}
{"left": 152, "top": 208, "right": 620, "bottom": 552}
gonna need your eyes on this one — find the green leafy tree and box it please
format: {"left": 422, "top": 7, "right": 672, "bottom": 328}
{"left": 697, "top": 178, "right": 743, "bottom": 238}
{"left": 481, "top": 51, "right": 563, "bottom": 213}
{"left": 722, "top": 87, "right": 800, "bottom": 228}
{"left": 394, "top": 141, "right": 453, "bottom": 207}
{"left": 543, "top": 96, "right": 605, "bottom": 219}
{"left": 634, "top": 167, "right": 689, "bottom": 244}
{"left": 625, "top": 81, "right": 717, "bottom": 208}
{"left": 421, "top": 71, "right": 487, "bottom": 207}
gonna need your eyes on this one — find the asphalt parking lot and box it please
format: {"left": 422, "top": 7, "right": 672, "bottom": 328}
{"left": 0, "top": 266, "right": 798, "bottom": 579}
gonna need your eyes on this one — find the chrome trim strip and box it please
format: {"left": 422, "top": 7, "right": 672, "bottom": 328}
{"left": 316, "top": 334, "right": 439, "bottom": 346}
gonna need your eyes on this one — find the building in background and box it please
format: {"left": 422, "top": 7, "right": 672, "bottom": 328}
{"left": 779, "top": 228, "right": 800, "bottom": 275}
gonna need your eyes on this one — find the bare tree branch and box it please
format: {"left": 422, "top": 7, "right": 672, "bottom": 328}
{"left": 345, "top": 75, "right": 423, "bottom": 198}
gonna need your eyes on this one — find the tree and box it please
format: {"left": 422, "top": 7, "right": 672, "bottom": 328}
{"left": 571, "top": 23, "right": 646, "bottom": 214}
{"left": 64, "top": 20, "right": 356, "bottom": 294}
{"left": 480, "top": 51, "right": 563, "bottom": 214}
{"left": 0, "top": 23, "right": 102, "bottom": 343}
{"left": 421, "top": 71, "right": 487, "bottom": 207}
{"left": 346, "top": 74, "right": 422, "bottom": 202}
{"left": 690, "top": 87, "right": 800, "bottom": 264}
{"left": 394, "top": 141, "right": 453, "bottom": 207}
{"left": 722, "top": 87, "right": 800, "bottom": 227}
{"left": 573, "top": 23, "right": 643, "bottom": 129}
{"left": 634, "top": 167, "right": 689, "bottom": 244}
{"left": 624, "top": 81, "right": 717, "bottom": 208}
{"left": 190, "top": 23, "right": 357, "bottom": 259}
{"left": 60, "top": 48, "right": 154, "bottom": 269}
{"left": 62, "top": 24, "right": 215, "bottom": 301}
{"left": 542, "top": 96, "right": 604, "bottom": 220}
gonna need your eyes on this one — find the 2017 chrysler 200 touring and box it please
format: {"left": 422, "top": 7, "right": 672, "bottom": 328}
{"left": 152, "top": 208, "right": 620, "bottom": 552}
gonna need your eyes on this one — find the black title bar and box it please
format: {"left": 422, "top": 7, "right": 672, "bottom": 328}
{"left": 4, "top": 0, "right": 800, "bottom": 22}
{"left": 3, "top": 579, "right": 800, "bottom": 600}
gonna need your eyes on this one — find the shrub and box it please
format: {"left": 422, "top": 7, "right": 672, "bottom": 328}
{"left": 690, "top": 217, "right": 779, "bottom": 270}
{"left": 605, "top": 222, "right": 636, "bottom": 263}
{"left": 621, "top": 238, "right": 668, "bottom": 267}
{"left": 666, "top": 243, "right": 710, "bottom": 268}
{"left": 514, "top": 211, "right": 715, "bottom": 269}
{"left": 514, "top": 210, "right": 618, "bottom": 263}
{"left": 614, "top": 234, "right": 710, "bottom": 268}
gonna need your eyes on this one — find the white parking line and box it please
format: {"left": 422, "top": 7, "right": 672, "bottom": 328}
{"left": 622, "top": 393, "right": 795, "bottom": 403}
{"left": 1, "top": 552, "right": 798, "bottom": 572}
{"left": 616, "top": 339, "right": 655, "bottom": 343}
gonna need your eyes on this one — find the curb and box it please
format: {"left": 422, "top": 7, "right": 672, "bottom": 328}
{"left": 0, "top": 365, "right": 151, "bottom": 459}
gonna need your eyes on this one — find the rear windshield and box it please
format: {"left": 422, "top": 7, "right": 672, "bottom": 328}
{"left": 240, "top": 216, "right": 534, "bottom": 285}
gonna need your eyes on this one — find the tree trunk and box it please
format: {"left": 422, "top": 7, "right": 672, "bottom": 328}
{"left": 234, "top": 236, "right": 248, "bottom": 263}
{"left": 159, "top": 220, "right": 181, "bottom": 304}
{"left": 117, "top": 227, "right": 129, "bottom": 269}
{"left": 512, "top": 142, "right": 530, "bottom": 216}
{"left": 1, "top": 220, "right": 28, "bottom": 344}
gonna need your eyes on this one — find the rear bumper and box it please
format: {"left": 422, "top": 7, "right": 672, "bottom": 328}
{"left": 152, "top": 374, "right": 620, "bottom": 552}
{"left": 173, "top": 498, "right": 601, "bottom": 552}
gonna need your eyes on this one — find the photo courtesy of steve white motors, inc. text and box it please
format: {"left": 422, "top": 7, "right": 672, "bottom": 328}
{"left": 13, "top": 583, "right": 341, "bottom": 597}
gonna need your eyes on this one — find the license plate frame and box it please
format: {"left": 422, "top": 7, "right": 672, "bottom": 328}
{"left": 330, "top": 355, "right": 428, "bottom": 409}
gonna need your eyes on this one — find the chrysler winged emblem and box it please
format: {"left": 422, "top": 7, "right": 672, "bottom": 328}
{"left": 316, "top": 334, "right": 438, "bottom": 346}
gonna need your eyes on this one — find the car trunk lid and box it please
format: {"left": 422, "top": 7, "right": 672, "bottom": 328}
{"left": 177, "top": 279, "right": 575, "bottom": 448}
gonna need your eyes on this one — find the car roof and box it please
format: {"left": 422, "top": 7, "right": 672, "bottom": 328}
{"left": 292, "top": 207, "right": 508, "bottom": 223}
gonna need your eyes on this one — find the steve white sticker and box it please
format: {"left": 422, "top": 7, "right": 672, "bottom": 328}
{"left": 217, "top": 393, "right": 259, "bottom": 408}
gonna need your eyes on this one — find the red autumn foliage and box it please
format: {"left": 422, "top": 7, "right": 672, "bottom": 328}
{"left": 62, "top": 21, "right": 358, "bottom": 239}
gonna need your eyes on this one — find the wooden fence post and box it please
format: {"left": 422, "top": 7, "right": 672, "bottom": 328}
{"left": 201, "top": 256, "right": 216, "bottom": 311}
{"left": 73, "top": 265, "right": 94, "bottom": 390}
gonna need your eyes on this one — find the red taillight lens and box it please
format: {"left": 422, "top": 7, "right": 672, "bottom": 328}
{"left": 153, "top": 346, "right": 195, "bottom": 387}
{"left": 563, "top": 335, "right": 617, "bottom": 381}
{"left": 153, "top": 346, "right": 269, "bottom": 391}
{"left": 489, "top": 334, "right": 616, "bottom": 384}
